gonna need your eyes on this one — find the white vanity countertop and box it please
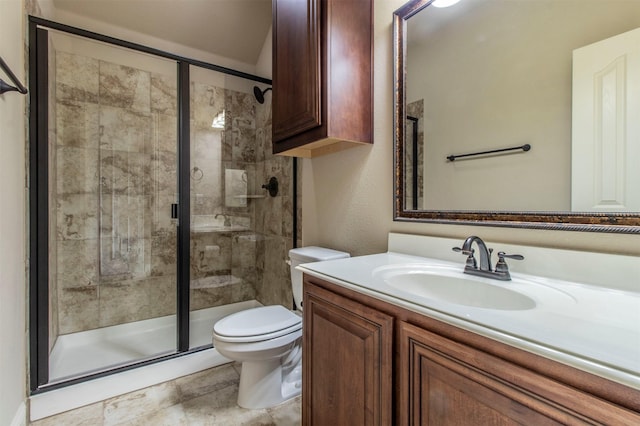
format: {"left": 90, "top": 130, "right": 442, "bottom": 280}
{"left": 299, "top": 251, "right": 640, "bottom": 390}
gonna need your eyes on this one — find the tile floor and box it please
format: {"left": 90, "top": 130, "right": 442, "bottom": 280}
{"left": 30, "top": 363, "right": 301, "bottom": 426}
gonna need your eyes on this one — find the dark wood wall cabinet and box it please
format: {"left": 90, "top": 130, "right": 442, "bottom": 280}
{"left": 272, "top": 0, "right": 373, "bottom": 158}
{"left": 303, "top": 275, "right": 640, "bottom": 426}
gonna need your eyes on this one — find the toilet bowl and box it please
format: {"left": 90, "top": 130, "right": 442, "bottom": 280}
{"left": 212, "top": 246, "right": 350, "bottom": 409}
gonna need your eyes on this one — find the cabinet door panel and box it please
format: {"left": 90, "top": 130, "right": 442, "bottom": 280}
{"left": 415, "top": 354, "right": 561, "bottom": 426}
{"left": 303, "top": 281, "right": 393, "bottom": 426}
{"left": 272, "top": 0, "right": 321, "bottom": 142}
{"left": 400, "top": 321, "right": 588, "bottom": 426}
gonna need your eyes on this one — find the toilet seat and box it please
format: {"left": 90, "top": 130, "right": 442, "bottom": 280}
{"left": 213, "top": 305, "right": 302, "bottom": 343}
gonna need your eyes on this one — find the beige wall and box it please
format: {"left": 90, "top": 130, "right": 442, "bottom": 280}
{"left": 0, "top": 0, "right": 27, "bottom": 424}
{"left": 255, "top": 26, "right": 273, "bottom": 79}
{"left": 301, "top": 0, "right": 640, "bottom": 258}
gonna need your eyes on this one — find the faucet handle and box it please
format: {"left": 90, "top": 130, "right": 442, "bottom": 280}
{"left": 497, "top": 252, "right": 524, "bottom": 261}
{"left": 495, "top": 252, "right": 524, "bottom": 274}
{"left": 452, "top": 246, "right": 477, "bottom": 268}
{"left": 452, "top": 246, "right": 472, "bottom": 255}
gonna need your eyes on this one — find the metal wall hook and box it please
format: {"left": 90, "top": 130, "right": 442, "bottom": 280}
{"left": 262, "top": 176, "right": 278, "bottom": 197}
{"left": 0, "top": 56, "right": 28, "bottom": 95}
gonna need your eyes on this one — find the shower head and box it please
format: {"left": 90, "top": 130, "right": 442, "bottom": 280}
{"left": 253, "top": 86, "right": 272, "bottom": 104}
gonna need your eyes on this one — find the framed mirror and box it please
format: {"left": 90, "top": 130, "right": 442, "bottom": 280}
{"left": 393, "top": 0, "right": 640, "bottom": 233}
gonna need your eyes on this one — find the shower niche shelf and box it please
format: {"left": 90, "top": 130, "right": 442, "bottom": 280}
{"left": 233, "top": 195, "right": 266, "bottom": 199}
{"left": 272, "top": 0, "right": 373, "bottom": 158}
{"left": 192, "top": 226, "right": 250, "bottom": 233}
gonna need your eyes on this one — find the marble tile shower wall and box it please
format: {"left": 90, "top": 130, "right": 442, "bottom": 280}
{"left": 55, "top": 49, "right": 296, "bottom": 337}
{"left": 189, "top": 80, "right": 295, "bottom": 310}
{"left": 254, "top": 97, "right": 296, "bottom": 308}
{"left": 55, "top": 50, "right": 178, "bottom": 334}
{"left": 189, "top": 83, "right": 258, "bottom": 309}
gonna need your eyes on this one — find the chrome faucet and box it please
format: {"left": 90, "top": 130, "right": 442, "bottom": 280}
{"left": 462, "top": 236, "right": 492, "bottom": 271}
{"left": 453, "top": 236, "right": 523, "bottom": 281}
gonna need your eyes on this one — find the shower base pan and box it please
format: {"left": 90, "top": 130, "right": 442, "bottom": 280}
{"left": 49, "top": 300, "right": 260, "bottom": 382}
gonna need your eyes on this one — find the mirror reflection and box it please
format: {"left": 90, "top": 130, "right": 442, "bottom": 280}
{"left": 400, "top": 0, "right": 640, "bottom": 218}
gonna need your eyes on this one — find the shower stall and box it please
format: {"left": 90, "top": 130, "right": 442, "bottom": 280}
{"left": 28, "top": 17, "right": 297, "bottom": 393}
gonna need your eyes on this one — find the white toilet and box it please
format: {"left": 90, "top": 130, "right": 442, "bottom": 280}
{"left": 212, "top": 246, "right": 350, "bottom": 409}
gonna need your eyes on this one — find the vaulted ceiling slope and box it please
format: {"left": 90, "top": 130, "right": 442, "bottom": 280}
{"left": 52, "top": 0, "right": 272, "bottom": 65}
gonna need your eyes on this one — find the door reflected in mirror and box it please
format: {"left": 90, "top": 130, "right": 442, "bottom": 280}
{"left": 394, "top": 0, "right": 640, "bottom": 232}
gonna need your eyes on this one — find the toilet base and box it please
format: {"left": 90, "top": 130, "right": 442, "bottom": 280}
{"left": 237, "top": 358, "right": 302, "bottom": 409}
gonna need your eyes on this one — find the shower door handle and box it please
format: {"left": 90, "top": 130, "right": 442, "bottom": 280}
{"left": 171, "top": 203, "right": 179, "bottom": 226}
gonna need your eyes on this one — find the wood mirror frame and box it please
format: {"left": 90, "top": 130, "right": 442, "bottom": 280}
{"left": 392, "top": 0, "right": 640, "bottom": 234}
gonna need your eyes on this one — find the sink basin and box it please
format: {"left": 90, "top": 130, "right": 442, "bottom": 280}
{"left": 374, "top": 264, "right": 536, "bottom": 311}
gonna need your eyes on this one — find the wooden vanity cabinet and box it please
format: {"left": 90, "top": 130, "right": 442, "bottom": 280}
{"left": 272, "top": 0, "right": 373, "bottom": 158}
{"left": 302, "top": 280, "right": 393, "bottom": 425}
{"left": 399, "top": 321, "right": 640, "bottom": 425}
{"left": 303, "top": 274, "right": 640, "bottom": 426}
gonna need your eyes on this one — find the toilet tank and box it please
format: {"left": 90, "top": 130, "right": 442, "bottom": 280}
{"left": 289, "top": 246, "right": 350, "bottom": 311}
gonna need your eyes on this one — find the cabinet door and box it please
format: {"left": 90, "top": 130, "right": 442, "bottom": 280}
{"left": 303, "top": 281, "right": 393, "bottom": 426}
{"left": 399, "top": 321, "right": 580, "bottom": 426}
{"left": 272, "top": 0, "right": 322, "bottom": 143}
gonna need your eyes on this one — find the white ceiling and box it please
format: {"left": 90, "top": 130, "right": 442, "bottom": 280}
{"left": 52, "top": 0, "right": 272, "bottom": 65}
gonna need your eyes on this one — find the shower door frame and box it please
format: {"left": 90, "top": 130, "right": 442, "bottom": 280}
{"left": 28, "top": 16, "right": 273, "bottom": 394}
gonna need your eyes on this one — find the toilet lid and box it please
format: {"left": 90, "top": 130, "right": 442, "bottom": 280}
{"left": 213, "top": 305, "right": 302, "bottom": 339}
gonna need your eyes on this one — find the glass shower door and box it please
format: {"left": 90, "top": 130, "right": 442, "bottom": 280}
{"left": 47, "top": 30, "right": 179, "bottom": 381}
{"left": 187, "top": 65, "right": 262, "bottom": 349}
